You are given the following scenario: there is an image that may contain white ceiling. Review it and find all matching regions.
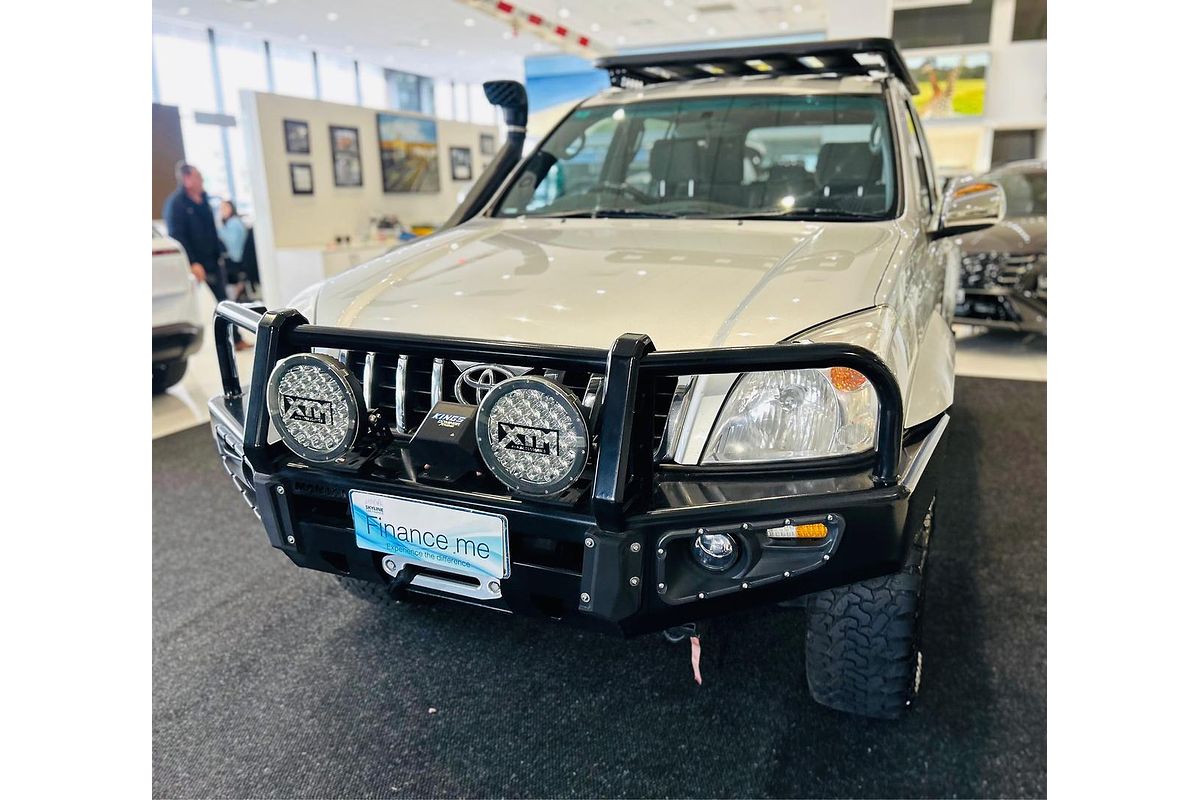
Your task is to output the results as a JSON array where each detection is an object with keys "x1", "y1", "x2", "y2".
[{"x1": 152, "y1": 0, "x2": 828, "y2": 84}]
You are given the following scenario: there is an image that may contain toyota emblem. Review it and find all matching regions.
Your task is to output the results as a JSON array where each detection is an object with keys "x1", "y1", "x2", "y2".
[{"x1": 454, "y1": 364, "x2": 516, "y2": 405}]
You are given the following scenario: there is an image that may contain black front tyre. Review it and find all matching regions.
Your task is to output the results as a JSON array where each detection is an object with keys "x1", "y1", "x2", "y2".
[
  {"x1": 804, "y1": 500, "x2": 933, "y2": 719},
  {"x1": 153, "y1": 359, "x2": 188, "y2": 394}
]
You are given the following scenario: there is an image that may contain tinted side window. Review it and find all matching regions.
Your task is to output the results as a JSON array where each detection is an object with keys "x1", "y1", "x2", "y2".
[{"x1": 904, "y1": 104, "x2": 934, "y2": 215}]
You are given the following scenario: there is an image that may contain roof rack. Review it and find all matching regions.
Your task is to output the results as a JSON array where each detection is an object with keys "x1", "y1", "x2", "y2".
[{"x1": 595, "y1": 37, "x2": 918, "y2": 95}]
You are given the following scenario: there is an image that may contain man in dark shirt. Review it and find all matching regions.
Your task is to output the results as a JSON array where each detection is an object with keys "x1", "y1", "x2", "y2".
[{"x1": 163, "y1": 162, "x2": 250, "y2": 350}]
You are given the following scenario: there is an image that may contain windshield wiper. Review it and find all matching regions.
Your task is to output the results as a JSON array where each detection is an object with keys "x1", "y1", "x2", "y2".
[
  {"x1": 542, "y1": 208, "x2": 680, "y2": 219},
  {"x1": 695, "y1": 208, "x2": 883, "y2": 222}
]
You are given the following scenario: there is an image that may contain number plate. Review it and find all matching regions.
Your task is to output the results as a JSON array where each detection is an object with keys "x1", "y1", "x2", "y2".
[{"x1": 349, "y1": 490, "x2": 509, "y2": 598}]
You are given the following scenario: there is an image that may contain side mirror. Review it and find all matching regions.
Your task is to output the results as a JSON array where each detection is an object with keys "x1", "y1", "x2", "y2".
[{"x1": 933, "y1": 178, "x2": 1006, "y2": 239}]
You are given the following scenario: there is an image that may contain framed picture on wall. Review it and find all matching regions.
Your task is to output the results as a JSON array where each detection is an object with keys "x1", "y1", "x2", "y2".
[
  {"x1": 479, "y1": 132, "x2": 496, "y2": 156},
  {"x1": 377, "y1": 112, "x2": 440, "y2": 193},
  {"x1": 329, "y1": 125, "x2": 363, "y2": 187},
  {"x1": 284, "y1": 119, "x2": 310, "y2": 154},
  {"x1": 289, "y1": 163, "x2": 313, "y2": 195},
  {"x1": 449, "y1": 147, "x2": 473, "y2": 181}
]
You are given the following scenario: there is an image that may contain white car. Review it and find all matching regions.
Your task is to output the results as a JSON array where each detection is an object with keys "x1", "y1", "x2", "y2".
[
  {"x1": 152, "y1": 227, "x2": 203, "y2": 393},
  {"x1": 207, "y1": 39, "x2": 1004, "y2": 718}
]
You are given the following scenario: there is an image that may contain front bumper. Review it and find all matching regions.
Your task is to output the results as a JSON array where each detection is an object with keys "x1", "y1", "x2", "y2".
[
  {"x1": 153, "y1": 322, "x2": 203, "y2": 363},
  {"x1": 209, "y1": 302, "x2": 947, "y2": 636},
  {"x1": 954, "y1": 288, "x2": 1047, "y2": 334}
]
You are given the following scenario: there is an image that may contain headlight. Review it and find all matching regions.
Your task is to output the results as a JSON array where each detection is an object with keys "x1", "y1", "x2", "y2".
[
  {"x1": 702, "y1": 365, "x2": 878, "y2": 463},
  {"x1": 699, "y1": 307, "x2": 900, "y2": 465},
  {"x1": 267, "y1": 353, "x2": 365, "y2": 462}
]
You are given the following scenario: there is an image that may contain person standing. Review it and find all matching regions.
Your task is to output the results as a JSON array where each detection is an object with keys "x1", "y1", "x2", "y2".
[{"x1": 163, "y1": 163, "x2": 250, "y2": 350}]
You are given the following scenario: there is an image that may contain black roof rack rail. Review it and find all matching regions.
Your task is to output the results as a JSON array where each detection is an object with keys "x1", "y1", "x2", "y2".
[{"x1": 595, "y1": 37, "x2": 917, "y2": 94}]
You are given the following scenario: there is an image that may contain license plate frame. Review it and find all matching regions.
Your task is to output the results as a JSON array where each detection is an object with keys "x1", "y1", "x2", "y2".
[{"x1": 348, "y1": 490, "x2": 509, "y2": 601}]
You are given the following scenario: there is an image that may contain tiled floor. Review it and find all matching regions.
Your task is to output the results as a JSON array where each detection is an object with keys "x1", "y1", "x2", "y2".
[{"x1": 151, "y1": 304, "x2": 1046, "y2": 440}]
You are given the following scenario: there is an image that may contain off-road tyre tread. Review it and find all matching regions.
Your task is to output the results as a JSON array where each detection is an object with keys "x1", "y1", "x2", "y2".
[{"x1": 804, "y1": 501, "x2": 933, "y2": 719}]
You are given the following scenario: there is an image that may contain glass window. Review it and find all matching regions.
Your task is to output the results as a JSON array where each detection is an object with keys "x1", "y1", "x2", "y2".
[
  {"x1": 271, "y1": 43, "x2": 316, "y2": 99},
  {"x1": 1012, "y1": 0, "x2": 1047, "y2": 41},
  {"x1": 360, "y1": 63, "x2": 388, "y2": 108},
  {"x1": 152, "y1": 20, "x2": 216, "y2": 111},
  {"x1": 434, "y1": 80, "x2": 454, "y2": 120},
  {"x1": 893, "y1": 0, "x2": 994, "y2": 49},
  {"x1": 316, "y1": 52, "x2": 357, "y2": 104},
  {"x1": 903, "y1": 103, "x2": 933, "y2": 214},
  {"x1": 385, "y1": 69, "x2": 434, "y2": 114},
  {"x1": 215, "y1": 30, "x2": 268, "y2": 115},
  {"x1": 495, "y1": 94, "x2": 897, "y2": 220},
  {"x1": 469, "y1": 84, "x2": 494, "y2": 125},
  {"x1": 179, "y1": 114, "x2": 231, "y2": 202},
  {"x1": 991, "y1": 129, "x2": 1039, "y2": 167}
]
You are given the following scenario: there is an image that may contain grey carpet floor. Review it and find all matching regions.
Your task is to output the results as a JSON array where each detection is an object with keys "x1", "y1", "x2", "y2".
[{"x1": 153, "y1": 376, "x2": 1046, "y2": 799}]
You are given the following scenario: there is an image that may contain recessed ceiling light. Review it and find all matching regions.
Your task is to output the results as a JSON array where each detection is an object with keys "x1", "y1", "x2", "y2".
[
  {"x1": 464, "y1": 18, "x2": 476, "y2": 27},
  {"x1": 778, "y1": 21, "x2": 789, "y2": 29},
  {"x1": 687, "y1": 13, "x2": 698, "y2": 22},
  {"x1": 344, "y1": 45, "x2": 354, "y2": 52},
  {"x1": 243, "y1": 21, "x2": 253, "y2": 29},
  {"x1": 265, "y1": 0, "x2": 278, "y2": 5},
  {"x1": 706, "y1": 26, "x2": 717, "y2": 35},
  {"x1": 664, "y1": 0, "x2": 674, "y2": 6},
  {"x1": 326, "y1": 11, "x2": 338, "y2": 22},
  {"x1": 177, "y1": 6, "x2": 189, "y2": 15},
  {"x1": 616, "y1": 34, "x2": 627, "y2": 44},
  {"x1": 590, "y1": 22, "x2": 600, "y2": 32},
  {"x1": 792, "y1": 3, "x2": 803, "y2": 11},
  {"x1": 298, "y1": 33, "x2": 309, "y2": 42},
  {"x1": 419, "y1": 38, "x2": 430, "y2": 46},
  {"x1": 558, "y1": 8, "x2": 570, "y2": 18}
]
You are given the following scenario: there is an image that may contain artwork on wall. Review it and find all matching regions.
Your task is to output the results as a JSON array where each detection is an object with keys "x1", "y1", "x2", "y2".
[
  {"x1": 904, "y1": 53, "x2": 990, "y2": 119},
  {"x1": 289, "y1": 163, "x2": 313, "y2": 195},
  {"x1": 479, "y1": 132, "x2": 496, "y2": 156},
  {"x1": 377, "y1": 113, "x2": 440, "y2": 193},
  {"x1": 449, "y1": 147, "x2": 473, "y2": 182},
  {"x1": 284, "y1": 119, "x2": 310, "y2": 154},
  {"x1": 329, "y1": 125, "x2": 363, "y2": 187}
]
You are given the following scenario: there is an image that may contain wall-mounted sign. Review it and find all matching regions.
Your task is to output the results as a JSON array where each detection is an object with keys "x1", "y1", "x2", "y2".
[
  {"x1": 377, "y1": 113, "x2": 440, "y2": 193},
  {"x1": 284, "y1": 119, "x2": 310, "y2": 154},
  {"x1": 289, "y1": 163, "x2": 313, "y2": 195},
  {"x1": 905, "y1": 53, "x2": 990, "y2": 119},
  {"x1": 329, "y1": 125, "x2": 363, "y2": 187}
]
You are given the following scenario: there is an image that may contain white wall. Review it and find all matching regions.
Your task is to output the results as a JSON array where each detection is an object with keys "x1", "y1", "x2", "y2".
[
  {"x1": 241, "y1": 90, "x2": 500, "y2": 306},
  {"x1": 829, "y1": 0, "x2": 1046, "y2": 174}
]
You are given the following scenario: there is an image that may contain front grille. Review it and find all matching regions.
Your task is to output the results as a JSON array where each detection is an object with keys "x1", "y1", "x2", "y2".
[
  {"x1": 961, "y1": 251, "x2": 1046, "y2": 290},
  {"x1": 343, "y1": 351, "x2": 679, "y2": 450}
]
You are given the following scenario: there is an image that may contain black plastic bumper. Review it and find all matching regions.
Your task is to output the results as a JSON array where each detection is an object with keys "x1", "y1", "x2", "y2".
[
  {"x1": 153, "y1": 323, "x2": 203, "y2": 363},
  {"x1": 954, "y1": 289, "x2": 1046, "y2": 334},
  {"x1": 208, "y1": 301, "x2": 947, "y2": 636}
]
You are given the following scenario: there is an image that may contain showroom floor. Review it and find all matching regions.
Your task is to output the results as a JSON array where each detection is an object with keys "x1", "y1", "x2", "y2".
[{"x1": 152, "y1": 376, "x2": 1046, "y2": 799}]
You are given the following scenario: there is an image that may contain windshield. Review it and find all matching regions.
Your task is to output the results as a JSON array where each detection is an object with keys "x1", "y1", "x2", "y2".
[
  {"x1": 989, "y1": 169, "x2": 1047, "y2": 216},
  {"x1": 494, "y1": 93, "x2": 897, "y2": 221}
]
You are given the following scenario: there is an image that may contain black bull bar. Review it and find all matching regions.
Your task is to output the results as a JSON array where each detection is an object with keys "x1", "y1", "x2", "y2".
[{"x1": 213, "y1": 301, "x2": 904, "y2": 531}]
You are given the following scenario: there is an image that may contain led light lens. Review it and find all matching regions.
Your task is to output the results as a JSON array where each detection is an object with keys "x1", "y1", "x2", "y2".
[
  {"x1": 267, "y1": 354, "x2": 364, "y2": 462},
  {"x1": 693, "y1": 532, "x2": 739, "y2": 572},
  {"x1": 476, "y1": 376, "x2": 590, "y2": 496},
  {"x1": 766, "y1": 522, "x2": 828, "y2": 539}
]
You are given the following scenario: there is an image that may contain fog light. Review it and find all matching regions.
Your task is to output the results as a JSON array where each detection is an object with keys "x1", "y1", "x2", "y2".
[
  {"x1": 692, "y1": 532, "x2": 739, "y2": 572},
  {"x1": 267, "y1": 353, "x2": 365, "y2": 463}
]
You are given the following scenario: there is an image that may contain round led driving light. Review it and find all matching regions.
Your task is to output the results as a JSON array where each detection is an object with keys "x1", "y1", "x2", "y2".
[
  {"x1": 476, "y1": 376, "x2": 590, "y2": 496},
  {"x1": 692, "y1": 532, "x2": 739, "y2": 572},
  {"x1": 266, "y1": 353, "x2": 365, "y2": 463}
]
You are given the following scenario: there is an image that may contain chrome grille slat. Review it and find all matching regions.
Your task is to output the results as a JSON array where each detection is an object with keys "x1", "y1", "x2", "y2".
[
  {"x1": 395, "y1": 355, "x2": 408, "y2": 434},
  {"x1": 342, "y1": 351, "x2": 677, "y2": 448}
]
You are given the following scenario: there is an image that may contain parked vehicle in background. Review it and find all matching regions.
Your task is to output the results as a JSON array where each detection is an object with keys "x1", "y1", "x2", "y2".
[
  {"x1": 207, "y1": 39, "x2": 1006, "y2": 719},
  {"x1": 152, "y1": 227, "x2": 204, "y2": 393},
  {"x1": 954, "y1": 160, "x2": 1046, "y2": 332}
]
